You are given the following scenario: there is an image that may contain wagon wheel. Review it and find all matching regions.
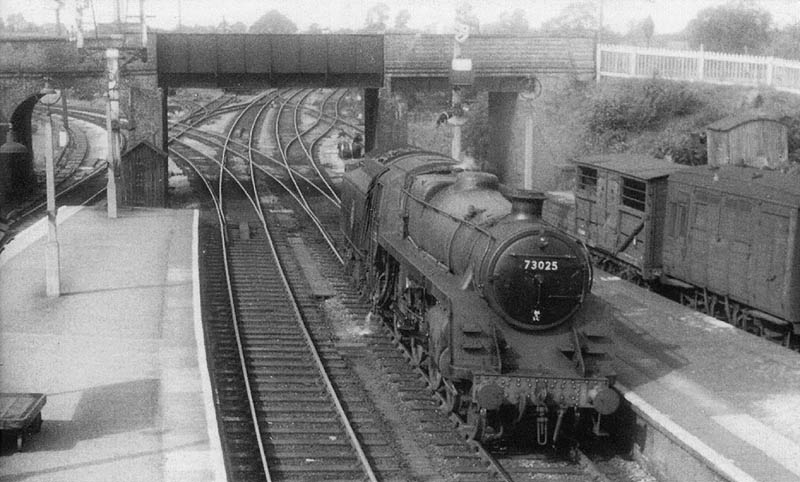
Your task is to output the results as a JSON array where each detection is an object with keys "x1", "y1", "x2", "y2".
[{"x1": 465, "y1": 403, "x2": 487, "y2": 442}]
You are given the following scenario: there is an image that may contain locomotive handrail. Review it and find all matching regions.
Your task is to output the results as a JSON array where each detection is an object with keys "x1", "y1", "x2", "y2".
[{"x1": 402, "y1": 188, "x2": 496, "y2": 238}]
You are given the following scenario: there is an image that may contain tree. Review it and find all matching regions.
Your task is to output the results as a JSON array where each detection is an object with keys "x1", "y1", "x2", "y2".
[
  {"x1": 393, "y1": 10, "x2": 412, "y2": 32},
  {"x1": 229, "y1": 22, "x2": 248, "y2": 33},
  {"x1": 6, "y1": 13, "x2": 38, "y2": 33},
  {"x1": 686, "y1": 3, "x2": 771, "y2": 54},
  {"x1": 249, "y1": 10, "x2": 298, "y2": 34},
  {"x1": 363, "y1": 3, "x2": 389, "y2": 33},
  {"x1": 771, "y1": 22, "x2": 800, "y2": 60},
  {"x1": 306, "y1": 23, "x2": 325, "y2": 34},
  {"x1": 642, "y1": 16, "x2": 654, "y2": 47},
  {"x1": 540, "y1": 1, "x2": 598, "y2": 33},
  {"x1": 622, "y1": 16, "x2": 655, "y2": 47},
  {"x1": 455, "y1": 2, "x2": 480, "y2": 35},
  {"x1": 483, "y1": 9, "x2": 529, "y2": 34}
]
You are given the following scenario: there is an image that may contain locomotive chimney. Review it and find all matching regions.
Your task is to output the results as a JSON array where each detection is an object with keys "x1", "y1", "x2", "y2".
[{"x1": 501, "y1": 186, "x2": 545, "y2": 220}]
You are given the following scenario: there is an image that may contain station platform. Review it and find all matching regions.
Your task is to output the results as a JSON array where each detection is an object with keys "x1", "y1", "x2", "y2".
[
  {"x1": 590, "y1": 271, "x2": 800, "y2": 482},
  {"x1": 0, "y1": 205, "x2": 225, "y2": 482}
]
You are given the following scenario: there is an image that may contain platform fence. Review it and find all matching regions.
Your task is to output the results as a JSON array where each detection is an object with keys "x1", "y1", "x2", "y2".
[{"x1": 596, "y1": 43, "x2": 800, "y2": 95}]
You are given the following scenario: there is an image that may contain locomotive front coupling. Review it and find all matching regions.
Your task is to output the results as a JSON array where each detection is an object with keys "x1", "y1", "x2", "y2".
[{"x1": 471, "y1": 373, "x2": 620, "y2": 443}]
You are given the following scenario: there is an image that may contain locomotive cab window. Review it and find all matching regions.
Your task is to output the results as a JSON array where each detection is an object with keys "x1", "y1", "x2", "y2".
[
  {"x1": 621, "y1": 177, "x2": 646, "y2": 211},
  {"x1": 577, "y1": 167, "x2": 598, "y2": 193}
]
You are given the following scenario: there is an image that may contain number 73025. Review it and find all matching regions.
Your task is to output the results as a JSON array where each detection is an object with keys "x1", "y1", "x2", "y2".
[{"x1": 523, "y1": 259, "x2": 558, "y2": 271}]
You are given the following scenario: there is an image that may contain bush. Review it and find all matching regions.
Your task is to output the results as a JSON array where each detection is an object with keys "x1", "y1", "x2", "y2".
[
  {"x1": 650, "y1": 131, "x2": 708, "y2": 165},
  {"x1": 588, "y1": 79, "x2": 701, "y2": 135}
]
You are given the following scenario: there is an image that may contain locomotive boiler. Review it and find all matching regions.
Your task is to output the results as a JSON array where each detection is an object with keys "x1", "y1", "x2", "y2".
[{"x1": 341, "y1": 148, "x2": 619, "y2": 444}]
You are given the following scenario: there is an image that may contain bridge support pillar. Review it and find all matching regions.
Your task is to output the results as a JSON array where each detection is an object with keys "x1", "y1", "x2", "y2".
[
  {"x1": 488, "y1": 92, "x2": 518, "y2": 185},
  {"x1": 364, "y1": 88, "x2": 379, "y2": 153},
  {"x1": 374, "y1": 86, "x2": 408, "y2": 152}
]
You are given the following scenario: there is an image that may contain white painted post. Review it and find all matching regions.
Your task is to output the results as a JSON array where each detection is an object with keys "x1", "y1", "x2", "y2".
[
  {"x1": 44, "y1": 109, "x2": 61, "y2": 297},
  {"x1": 629, "y1": 49, "x2": 637, "y2": 76},
  {"x1": 596, "y1": 44, "x2": 603, "y2": 82},
  {"x1": 698, "y1": 44, "x2": 705, "y2": 81},
  {"x1": 106, "y1": 48, "x2": 120, "y2": 218},
  {"x1": 766, "y1": 57, "x2": 774, "y2": 87}
]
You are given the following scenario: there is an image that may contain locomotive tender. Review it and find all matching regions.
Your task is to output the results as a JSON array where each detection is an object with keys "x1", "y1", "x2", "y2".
[{"x1": 341, "y1": 148, "x2": 619, "y2": 444}]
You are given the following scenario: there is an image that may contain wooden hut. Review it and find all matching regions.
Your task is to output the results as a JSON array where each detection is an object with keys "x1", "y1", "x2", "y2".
[
  {"x1": 706, "y1": 111, "x2": 788, "y2": 169},
  {"x1": 120, "y1": 140, "x2": 168, "y2": 207}
]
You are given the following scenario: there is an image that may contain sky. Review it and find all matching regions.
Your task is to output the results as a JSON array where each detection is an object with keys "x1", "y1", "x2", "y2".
[{"x1": 1, "y1": 0, "x2": 799, "y2": 34}]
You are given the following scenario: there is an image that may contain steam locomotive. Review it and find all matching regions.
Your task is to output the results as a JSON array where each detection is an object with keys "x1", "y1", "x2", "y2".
[{"x1": 340, "y1": 148, "x2": 619, "y2": 445}]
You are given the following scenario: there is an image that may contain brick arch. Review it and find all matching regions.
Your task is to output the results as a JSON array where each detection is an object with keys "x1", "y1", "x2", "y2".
[{"x1": 1, "y1": 93, "x2": 43, "y2": 204}]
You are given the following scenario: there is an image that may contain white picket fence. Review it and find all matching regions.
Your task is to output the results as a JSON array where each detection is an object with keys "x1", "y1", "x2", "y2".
[{"x1": 596, "y1": 44, "x2": 800, "y2": 95}]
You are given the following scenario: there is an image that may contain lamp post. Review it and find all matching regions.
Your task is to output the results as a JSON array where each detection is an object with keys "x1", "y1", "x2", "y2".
[
  {"x1": 106, "y1": 48, "x2": 120, "y2": 219},
  {"x1": 39, "y1": 83, "x2": 61, "y2": 297}
]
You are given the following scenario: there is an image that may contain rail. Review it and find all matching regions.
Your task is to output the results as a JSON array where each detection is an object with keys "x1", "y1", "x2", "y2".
[{"x1": 596, "y1": 43, "x2": 800, "y2": 94}]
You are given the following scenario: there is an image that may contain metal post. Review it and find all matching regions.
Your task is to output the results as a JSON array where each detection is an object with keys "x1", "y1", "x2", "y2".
[
  {"x1": 106, "y1": 48, "x2": 120, "y2": 218},
  {"x1": 60, "y1": 89, "x2": 69, "y2": 130},
  {"x1": 451, "y1": 42, "x2": 462, "y2": 161},
  {"x1": 113, "y1": 0, "x2": 121, "y2": 24},
  {"x1": 524, "y1": 113, "x2": 534, "y2": 190},
  {"x1": 140, "y1": 0, "x2": 148, "y2": 45},
  {"x1": 44, "y1": 109, "x2": 61, "y2": 297}
]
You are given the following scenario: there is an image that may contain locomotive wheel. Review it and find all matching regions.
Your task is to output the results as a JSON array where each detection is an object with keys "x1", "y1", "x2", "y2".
[
  {"x1": 427, "y1": 360, "x2": 442, "y2": 390},
  {"x1": 440, "y1": 379, "x2": 460, "y2": 414},
  {"x1": 391, "y1": 313, "x2": 405, "y2": 342},
  {"x1": 410, "y1": 341, "x2": 425, "y2": 367}
]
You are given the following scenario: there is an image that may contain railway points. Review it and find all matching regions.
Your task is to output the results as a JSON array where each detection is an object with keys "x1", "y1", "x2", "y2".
[
  {"x1": 0, "y1": 206, "x2": 225, "y2": 482},
  {"x1": 4, "y1": 81, "x2": 799, "y2": 482}
]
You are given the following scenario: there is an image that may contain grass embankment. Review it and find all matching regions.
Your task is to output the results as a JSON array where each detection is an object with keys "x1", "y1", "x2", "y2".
[{"x1": 537, "y1": 77, "x2": 800, "y2": 168}]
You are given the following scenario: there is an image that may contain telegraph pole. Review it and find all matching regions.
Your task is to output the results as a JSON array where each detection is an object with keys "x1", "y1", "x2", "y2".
[
  {"x1": 105, "y1": 48, "x2": 120, "y2": 219},
  {"x1": 41, "y1": 91, "x2": 61, "y2": 297},
  {"x1": 450, "y1": 8, "x2": 473, "y2": 161}
]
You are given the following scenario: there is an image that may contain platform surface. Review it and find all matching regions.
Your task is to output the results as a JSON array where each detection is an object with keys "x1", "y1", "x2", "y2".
[
  {"x1": 588, "y1": 271, "x2": 800, "y2": 482},
  {"x1": 0, "y1": 206, "x2": 225, "y2": 482}
]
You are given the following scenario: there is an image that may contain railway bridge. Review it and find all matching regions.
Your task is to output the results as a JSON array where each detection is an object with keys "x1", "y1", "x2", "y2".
[{"x1": 0, "y1": 32, "x2": 595, "y2": 205}]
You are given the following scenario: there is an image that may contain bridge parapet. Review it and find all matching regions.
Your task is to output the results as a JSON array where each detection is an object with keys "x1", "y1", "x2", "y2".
[
  {"x1": 0, "y1": 36, "x2": 156, "y2": 75},
  {"x1": 384, "y1": 34, "x2": 595, "y2": 79}
]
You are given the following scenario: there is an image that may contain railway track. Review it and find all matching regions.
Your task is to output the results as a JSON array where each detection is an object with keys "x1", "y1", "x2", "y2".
[
  {"x1": 66, "y1": 87, "x2": 630, "y2": 481},
  {"x1": 171, "y1": 89, "x2": 398, "y2": 480},
  {"x1": 0, "y1": 111, "x2": 107, "y2": 250},
  {"x1": 229, "y1": 88, "x2": 622, "y2": 482}
]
